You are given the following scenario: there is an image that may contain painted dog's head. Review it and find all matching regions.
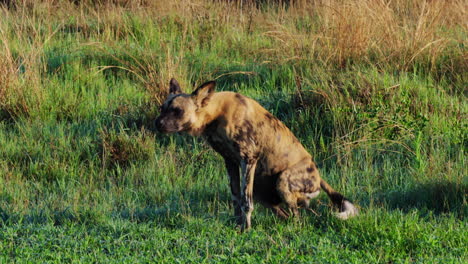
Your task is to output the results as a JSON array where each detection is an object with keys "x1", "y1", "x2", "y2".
[{"x1": 155, "y1": 78, "x2": 216, "y2": 135}]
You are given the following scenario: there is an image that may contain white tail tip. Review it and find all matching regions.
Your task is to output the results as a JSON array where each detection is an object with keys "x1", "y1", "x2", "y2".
[{"x1": 335, "y1": 200, "x2": 358, "y2": 220}]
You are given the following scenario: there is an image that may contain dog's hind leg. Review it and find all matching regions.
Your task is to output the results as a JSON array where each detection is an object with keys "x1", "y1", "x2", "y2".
[{"x1": 276, "y1": 171, "x2": 300, "y2": 217}]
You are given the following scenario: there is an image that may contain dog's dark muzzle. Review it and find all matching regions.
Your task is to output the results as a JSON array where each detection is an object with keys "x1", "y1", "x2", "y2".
[
  {"x1": 155, "y1": 117, "x2": 166, "y2": 132},
  {"x1": 155, "y1": 117, "x2": 178, "y2": 133},
  {"x1": 155, "y1": 117, "x2": 165, "y2": 132}
]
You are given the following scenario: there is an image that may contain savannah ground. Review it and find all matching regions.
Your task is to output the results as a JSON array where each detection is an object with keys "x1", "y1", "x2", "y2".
[{"x1": 0, "y1": 0, "x2": 466, "y2": 262}]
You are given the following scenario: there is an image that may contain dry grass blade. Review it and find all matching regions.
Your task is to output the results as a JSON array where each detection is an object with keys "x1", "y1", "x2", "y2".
[
  {"x1": 214, "y1": 71, "x2": 257, "y2": 80},
  {"x1": 87, "y1": 42, "x2": 186, "y2": 105}
]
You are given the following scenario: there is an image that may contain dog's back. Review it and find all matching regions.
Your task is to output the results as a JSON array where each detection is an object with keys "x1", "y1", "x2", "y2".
[{"x1": 202, "y1": 92, "x2": 311, "y2": 168}]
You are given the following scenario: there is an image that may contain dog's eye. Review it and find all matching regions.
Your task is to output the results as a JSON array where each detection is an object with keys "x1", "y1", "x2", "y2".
[{"x1": 172, "y1": 107, "x2": 183, "y2": 117}]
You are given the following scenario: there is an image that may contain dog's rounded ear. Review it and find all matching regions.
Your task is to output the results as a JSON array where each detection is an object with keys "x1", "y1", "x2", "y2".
[
  {"x1": 169, "y1": 78, "x2": 182, "y2": 94},
  {"x1": 192, "y1": 81, "x2": 216, "y2": 107}
]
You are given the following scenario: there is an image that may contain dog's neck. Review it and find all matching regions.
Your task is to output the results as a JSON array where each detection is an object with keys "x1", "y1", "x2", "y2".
[{"x1": 187, "y1": 93, "x2": 227, "y2": 136}]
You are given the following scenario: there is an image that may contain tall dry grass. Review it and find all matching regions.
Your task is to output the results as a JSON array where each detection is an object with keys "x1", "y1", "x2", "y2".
[
  {"x1": 0, "y1": 0, "x2": 465, "y2": 114},
  {"x1": 0, "y1": 2, "x2": 58, "y2": 118},
  {"x1": 256, "y1": 0, "x2": 467, "y2": 71}
]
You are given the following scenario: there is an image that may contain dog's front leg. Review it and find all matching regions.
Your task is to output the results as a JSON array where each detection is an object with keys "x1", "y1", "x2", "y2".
[
  {"x1": 224, "y1": 160, "x2": 242, "y2": 225},
  {"x1": 240, "y1": 159, "x2": 257, "y2": 231}
]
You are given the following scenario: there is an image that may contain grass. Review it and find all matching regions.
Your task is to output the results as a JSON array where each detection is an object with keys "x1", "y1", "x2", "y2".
[{"x1": 0, "y1": 0, "x2": 466, "y2": 262}]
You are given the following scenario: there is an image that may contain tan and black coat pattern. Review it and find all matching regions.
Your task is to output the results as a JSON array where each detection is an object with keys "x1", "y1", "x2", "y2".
[{"x1": 155, "y1": 79, "x2": 358, "y2": 230}]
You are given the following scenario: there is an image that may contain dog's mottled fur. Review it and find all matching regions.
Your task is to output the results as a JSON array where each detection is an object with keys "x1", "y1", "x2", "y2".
[{"x1": 156, "y1": 79, "x2": 358, "y2": 230}]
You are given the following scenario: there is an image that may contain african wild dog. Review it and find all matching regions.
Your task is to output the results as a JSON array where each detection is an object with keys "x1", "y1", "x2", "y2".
[{"x1": 155, "y1": 78, "x2": 358, "y2": 230}]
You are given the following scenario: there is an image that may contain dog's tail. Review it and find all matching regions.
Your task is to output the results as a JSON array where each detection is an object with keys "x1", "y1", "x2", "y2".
[{"x1": 320, "y1": 179, "x2": 358, "y2": 220}]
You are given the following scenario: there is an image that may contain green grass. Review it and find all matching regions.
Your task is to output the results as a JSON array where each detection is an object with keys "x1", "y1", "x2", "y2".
[{"x1": 0, "y1": 1, "x2": 467, "y2": 263}]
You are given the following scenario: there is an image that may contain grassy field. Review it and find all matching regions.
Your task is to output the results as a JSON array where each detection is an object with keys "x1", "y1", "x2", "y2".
[{"x1": 0, "y1": 0, "x2": 466, "y2": 262}]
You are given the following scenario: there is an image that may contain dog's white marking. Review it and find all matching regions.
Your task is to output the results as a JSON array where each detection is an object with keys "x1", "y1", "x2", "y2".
[
  {"x1": 305, "y1": 190, "x2": 320, "y2": 199},
  {"x1": 335, "y1": 200, "x2": 358, "y2": 220}
]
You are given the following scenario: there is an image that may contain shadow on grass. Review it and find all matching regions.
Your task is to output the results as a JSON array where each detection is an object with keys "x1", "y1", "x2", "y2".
[
  {"x1": 375, "y1": 181, "x2": 467, "y2": 219},
  {"x1": 0, "y1": 188, "x2": 230, "y2": 228},
  {"x1": 3, "y1": 181, "x2": 465, "y2": 229},
  {"x1": 0, "y1": 207, "x2": 108, "y2": 227},
  {"x1": 0, "y1": 186, "x2": 332, "y2": 230},
  {"x1": 111, "y1": 187, "x2": 235, "y2": 228},
  {"x1": 0, "y1": 187, "x2": 230, "y2": 227}
]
